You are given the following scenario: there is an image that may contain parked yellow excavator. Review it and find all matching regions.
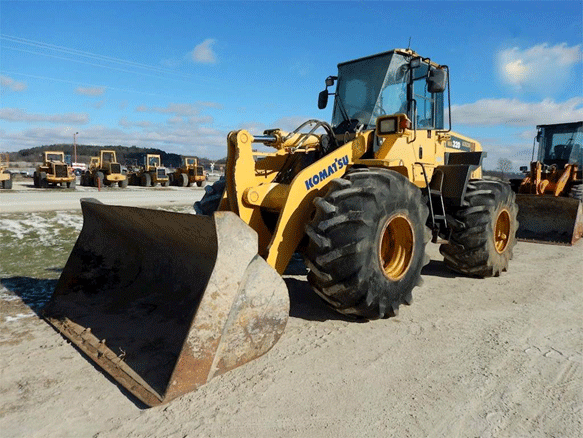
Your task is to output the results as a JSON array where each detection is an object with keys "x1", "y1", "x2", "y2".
[
  {"x1": 510, "y1": 121, "x2": 582, "y2": 244},
  {"x1": 44, "y1": 49, "x2": 519, "y2": 407}
]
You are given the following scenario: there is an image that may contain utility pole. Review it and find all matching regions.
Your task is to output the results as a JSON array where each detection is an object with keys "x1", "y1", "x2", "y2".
[{"x1": 74, "y1": 132, "x2": 79, "y2": 164}]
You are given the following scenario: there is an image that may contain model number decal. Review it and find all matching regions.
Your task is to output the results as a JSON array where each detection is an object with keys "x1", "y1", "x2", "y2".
[
  {"x1": 304, "y1": 155, "x2": 349, "y2": 190},
  {"x1": 447, "y1": 136, "x2": 473, "y2": 151}
]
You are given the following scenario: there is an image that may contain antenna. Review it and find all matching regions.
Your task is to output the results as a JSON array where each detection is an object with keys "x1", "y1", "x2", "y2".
[{"x1": 407, "y1": 37, "x2": 412, "y2": 50}]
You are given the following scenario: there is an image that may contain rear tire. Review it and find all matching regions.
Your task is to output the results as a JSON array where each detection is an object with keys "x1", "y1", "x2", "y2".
[
  {"x1": 119, "y1": 178, "x2": 128, "y2": 188},
  {"x1": 33, "y1": 172, "x2": 40, "y2": 188},
  {"x1": 2, "y1": 177, "x2": 12, "y2": 189},
  {"x1": 440, "y1": 179, "x2": 518, "y2": 277},
  {"x1": 40, "y1": 172, "x2": 48, "y2": 188},
  {"x1": 196, "y1": 180, "x2": 203, "y2": 187},
  {"x1": 304, "y1": 168, "x2": 430, "y2": 320},
  {"x1": 194, "y1": 177, "x2": 225, "y2": 215}
]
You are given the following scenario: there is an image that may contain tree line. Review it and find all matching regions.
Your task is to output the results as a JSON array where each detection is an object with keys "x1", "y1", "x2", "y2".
[{"x1": 7, "y1": 144, "x2": 226, "y2": 168}]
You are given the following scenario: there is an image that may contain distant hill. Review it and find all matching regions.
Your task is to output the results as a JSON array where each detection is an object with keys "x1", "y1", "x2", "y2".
[{"x1": 7, "y1": 144, "x2": 226, "y2": 169}]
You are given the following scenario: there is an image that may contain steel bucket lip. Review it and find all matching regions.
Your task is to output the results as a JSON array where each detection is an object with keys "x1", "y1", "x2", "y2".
[{"x1": 515, "y1": 194, "x2": 583, "y2": 245}]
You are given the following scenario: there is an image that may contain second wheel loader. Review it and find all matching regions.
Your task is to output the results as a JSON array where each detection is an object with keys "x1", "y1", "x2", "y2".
[
  {"x1": 510, "y1": 121, "x2": 582, "y2": 244},
  {"x1": 44, "y1": 49, "x2": 518, "y2": 407}
]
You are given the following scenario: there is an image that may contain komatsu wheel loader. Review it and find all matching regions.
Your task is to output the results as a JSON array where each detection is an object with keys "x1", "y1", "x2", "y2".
[
  {"x1": 510, "y1": 121, "x2": 582, "y2": 244},
  {"x1": 44, "y1": 49, "x2": 518, "y2": 407}
]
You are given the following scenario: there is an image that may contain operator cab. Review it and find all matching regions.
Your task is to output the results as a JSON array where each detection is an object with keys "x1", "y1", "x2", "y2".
[
  {"x1": 535, "y1": 121, "x2": 583, "y2": 168},
  {"x1": 319, "y1": 49, "x2": 447, "y2": 135}
]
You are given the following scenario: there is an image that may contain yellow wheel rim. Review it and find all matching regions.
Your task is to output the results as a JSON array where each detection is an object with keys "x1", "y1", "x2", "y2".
[
  {"x1": 379, "y1": 214, "x2": 414, "y2": 281},
  {"x1": 494, "y1": 209, "x2": 511, "y2": 254}
]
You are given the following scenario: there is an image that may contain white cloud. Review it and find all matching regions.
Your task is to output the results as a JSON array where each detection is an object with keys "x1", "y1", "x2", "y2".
[
  {"x1": 135, "y1": 102, "x2": 221, "y2": 117},
  {"x1": 136, "y1": 103, "x2": 199, "y2": 117},
  {"x1": 0, "y1": 108, "x2": 89, "y2": 124},
  {"x1": 119, "y1": 117, "x2": 154, "y2": 128},
  {"x1": 75, "y1": 86, "x2": 106, "y2": 97},
  {"x1": 497, "y1": 43, "x2": 582, "y2": 94},
  {"x1": 452, "y1": 97, "x2": 583, "y2": 127},
  {"x1": 291, "y1": 61, "x2": 310, "y2": 77},
  {"x1": 91, "y1": 100, "x2": 106, "y2": 109},
  {"x1": 1, "y1": 75, "x2": 27, "y2": 92},
  {"x1": 0, "y1": 122, "x2": 229, "y2": 158},
  {"x1": 189, "y1": 39, "x2": 217, "y2": 64}
]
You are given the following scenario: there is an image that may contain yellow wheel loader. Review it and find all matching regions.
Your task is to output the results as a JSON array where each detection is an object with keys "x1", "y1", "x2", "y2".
[
  {"x1": 0, "y1": 153, "x2": 12, "y2": 189},
  {"x1": 44, "y1": 49, "x2": 518, "y2": 407},
  {"x1": 510, "y1": 121, "x2": 582, "y2": 244},
  {"x1": 127, "y1": 154, "x2": 170, "y2": 187},
  {"x1": 80, "y1": 150, "x2": 128, "y2": 188},
  {"x1": 170, "y1": 156, "x2": 207, "y2": 187},
  {"x1": 33, "y1": 151, "x2": 76, "y2": 188}
]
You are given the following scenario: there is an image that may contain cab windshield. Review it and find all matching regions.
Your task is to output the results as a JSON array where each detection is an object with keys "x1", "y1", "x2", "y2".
[
  {"x1": 185, "y1": 158, "x2": 196, "y2": 166},
  {"x1": 331, "y1": 51, "x2": 444, "y2": 130},
  {"x1": 537, "y1": 123, "x2": 583, "y2": 166},
  {"x1": 102, "y1": 152, "x2": 115, "y2": 163},
  {"x1": 46, "y1": 153, "x2": 64, "y2": 162}
]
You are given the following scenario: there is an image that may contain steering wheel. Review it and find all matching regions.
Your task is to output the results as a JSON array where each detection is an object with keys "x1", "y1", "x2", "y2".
[{"x1": 335, "y1": 118, "x2": 361, "y2": 134}]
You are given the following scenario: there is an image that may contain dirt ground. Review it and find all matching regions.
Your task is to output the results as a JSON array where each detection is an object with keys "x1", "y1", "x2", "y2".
[{"x1": 1, "y1": 233, "x2": 581, "y2": 437}]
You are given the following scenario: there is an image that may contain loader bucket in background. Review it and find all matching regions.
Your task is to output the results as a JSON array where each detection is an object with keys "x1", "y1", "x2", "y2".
[
  {"x1": 515, "y1": 194, "x2": 583, "y2": 245},
  {"x1": 43, "y1": 199, "x2": 289, "y2": 407}
]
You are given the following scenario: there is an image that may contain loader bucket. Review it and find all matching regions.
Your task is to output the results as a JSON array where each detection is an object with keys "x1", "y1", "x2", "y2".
[
  {"x1": 515, "y1": 194, "x2": 583, "y2": 245},
  {"x1": 43, "y1": 199, "x2": 289, "y2": 407}
]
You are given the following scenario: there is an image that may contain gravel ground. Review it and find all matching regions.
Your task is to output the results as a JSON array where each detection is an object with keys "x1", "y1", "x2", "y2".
[{"x1": 0, "y1": 189, "x2": 581, "y2": 438}]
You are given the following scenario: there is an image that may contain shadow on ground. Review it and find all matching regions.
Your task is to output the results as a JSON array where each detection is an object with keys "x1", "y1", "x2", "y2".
[
  {"x1": 1, "y1": 276, "x2": 57, "y2": 316},
  {"x1": 421, "y1": 259, "x2": 457, "y2": 279}
]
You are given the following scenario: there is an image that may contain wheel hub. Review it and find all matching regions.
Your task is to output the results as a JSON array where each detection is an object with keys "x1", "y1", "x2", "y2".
[
  {"x1": 379, "y1": 214, "x2": 414, "y2": 281},
  {"x1": 494, "y1": 209, "x2": 511, "y2": 253}
]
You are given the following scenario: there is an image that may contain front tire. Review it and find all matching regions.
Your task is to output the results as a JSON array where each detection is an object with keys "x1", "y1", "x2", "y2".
[
  {"x1": 141, "y1": 173, "x2": 151, "y2": 187},
  {"x1": 304, "y1": 169, "x2": 430, "y2": 320},
  {"x1": 440, "y1": 179, "x2": 518, "y2": 277}
]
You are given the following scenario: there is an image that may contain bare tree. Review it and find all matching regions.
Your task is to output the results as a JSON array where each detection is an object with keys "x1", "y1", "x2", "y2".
[{"x1": 497, "y1": 158, "x2": 513, "y2": 179}]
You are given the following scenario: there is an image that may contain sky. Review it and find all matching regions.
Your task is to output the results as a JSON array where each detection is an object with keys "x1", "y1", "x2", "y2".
[{"x1": 1, "y1": 1, "x2": 582, "y2": 169}]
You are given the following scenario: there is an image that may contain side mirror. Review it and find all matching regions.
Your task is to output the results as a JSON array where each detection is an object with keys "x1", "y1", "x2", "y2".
[
  {"x1": 427, "y1": 68, "x2": 446, "y2": 93},
  {"x1": 318, "y1": 90, "x2": 329, "y2": 109}
]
